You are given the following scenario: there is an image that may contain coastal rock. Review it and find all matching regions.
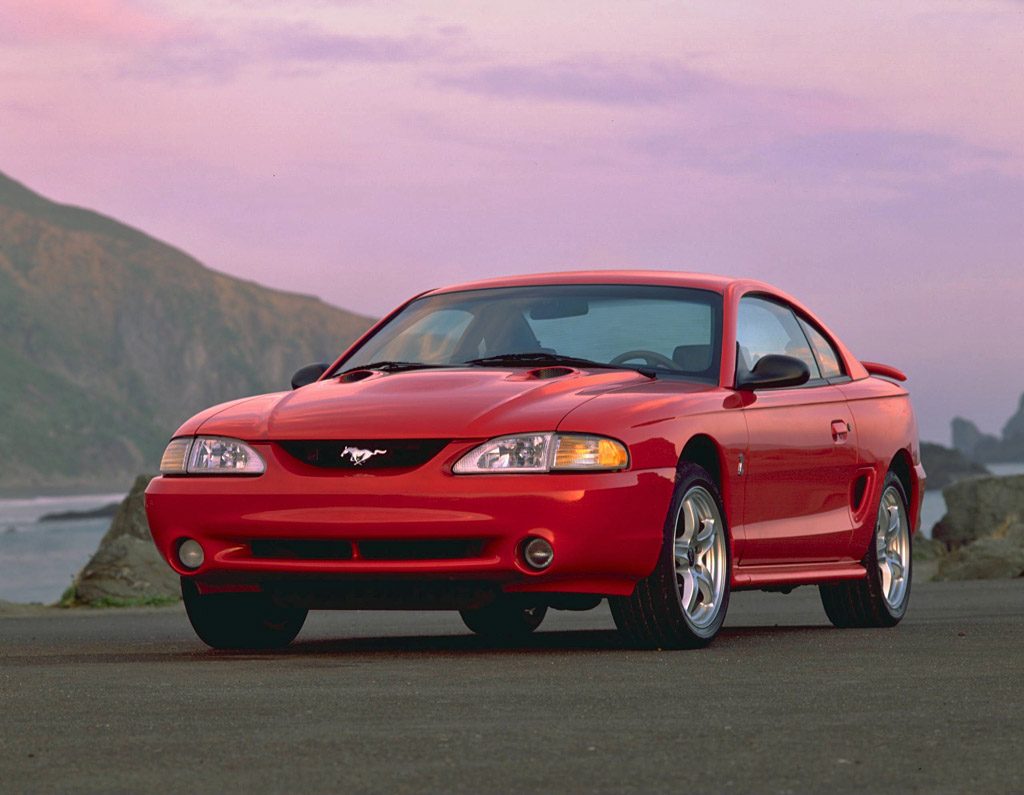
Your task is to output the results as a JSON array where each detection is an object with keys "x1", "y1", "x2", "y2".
[
  {"x1": 951, "y1": 417, "x2": 1000, "y2": 460},
  {"x1": 1001, "y1": 393, "x2": 1024, "y2": 449},
  {"x1": 935, "y1": 523, "x2": 1024, "y2": 581},
  {"x1": 932, "y1": 474, "x2": 1024, "y2": 549},
  {"x1": 912, "y1": 534, "x2": 947, "y2": 562},
  {"x1": 69, "y1": 475, "x2": 180, "y2": 605},
  {"x1": 918, "y1": 442, "x2": 988, "y2": 491},
  {"x1": 39, "y1": 502, "x2": 120, "y2": 522},
  {"x1": 951, "y1": 393, "x2": 1024, "y2": 463}
]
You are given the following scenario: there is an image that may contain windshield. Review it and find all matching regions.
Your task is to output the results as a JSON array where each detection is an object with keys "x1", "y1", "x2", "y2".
[{"x1": 337, "y1": 284, "x2": 723, "y2": 382}]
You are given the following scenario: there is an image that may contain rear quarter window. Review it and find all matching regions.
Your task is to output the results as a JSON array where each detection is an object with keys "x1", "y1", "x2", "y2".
[{"x1": 798, "y1": 317, "x2": 845, "y2": 379}]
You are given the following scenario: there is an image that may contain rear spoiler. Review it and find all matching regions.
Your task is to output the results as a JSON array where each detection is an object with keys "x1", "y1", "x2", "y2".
[{"x1": 861, "y1": 361, "x2": 907, "y2": 382}]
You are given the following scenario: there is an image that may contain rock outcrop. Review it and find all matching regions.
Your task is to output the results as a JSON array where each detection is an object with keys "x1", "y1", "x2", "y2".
[
  {"x1": 935, "y1": 523, "x2": 1024, "y2": 581},
  {"x1": 919, "y1": 442, "x2": 988, "y2": 491},
  {"x1": 1000, "y1": 394, "x2": 1024, "y2": 459},
  {"x1": 952, "y1": 394, "x2": 1024, "y2": 463},
  {"x1": 951, "y1": 417, "x2": 1001, "y2": 461},
  {"x1": 932, "y1": 474, "x2": 1024, "y2": 549},
  {"x1": 928, "y1": 474, "x2": 1024, "y2": 582},
  {"x1": 67, "y1": 475, "x2": 180, "y2": 605}
]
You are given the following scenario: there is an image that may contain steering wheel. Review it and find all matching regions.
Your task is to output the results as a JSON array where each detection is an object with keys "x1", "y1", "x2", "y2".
[{"x1": 610, "y1": 349, "x2": 677, "y2": 369}]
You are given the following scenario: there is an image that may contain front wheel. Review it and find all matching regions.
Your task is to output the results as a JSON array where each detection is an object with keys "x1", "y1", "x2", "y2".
[
  {"x1": 819, "y1": 472, "x2": 912, "y2": 628},
  {"x1": 610, "y1": 463, "x2": 731, "y2": 649},
  {"x1": 181, "y1": 579, "x2": 308, "y2": 650}
]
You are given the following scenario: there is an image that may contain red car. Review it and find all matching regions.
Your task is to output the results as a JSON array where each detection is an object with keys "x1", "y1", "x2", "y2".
[{"x1": 146, "y1": 271, "x2": 923, "y2": 650}]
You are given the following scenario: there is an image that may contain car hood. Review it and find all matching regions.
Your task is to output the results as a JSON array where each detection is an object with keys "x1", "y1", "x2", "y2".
[{"x1": 191, "y1": 367, "x2": 656, "y2": 440}]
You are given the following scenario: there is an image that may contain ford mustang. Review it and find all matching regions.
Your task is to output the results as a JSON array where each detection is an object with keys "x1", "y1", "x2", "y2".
[{"x1": 145, "y1": 271, "x2": 924, "y2": 650}]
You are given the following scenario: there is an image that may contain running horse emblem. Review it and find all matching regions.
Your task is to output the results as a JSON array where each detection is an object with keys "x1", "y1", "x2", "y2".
[{"x1": 341, "y1": 446, "x2": 387, "y2": 466}]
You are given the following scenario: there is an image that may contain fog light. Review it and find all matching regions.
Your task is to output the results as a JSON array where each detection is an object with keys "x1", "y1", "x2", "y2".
[
  {"x1": 177, "y1": 539, "x2": 204, "y2": 570},
  {"x1": 522, "y1": 537, "x2": 554, "y2": 570}
]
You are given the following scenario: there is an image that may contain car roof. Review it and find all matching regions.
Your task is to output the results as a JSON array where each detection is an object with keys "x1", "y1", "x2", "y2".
[{"x1": 422, "y1": 270, "x2": 764, "y2": 296}]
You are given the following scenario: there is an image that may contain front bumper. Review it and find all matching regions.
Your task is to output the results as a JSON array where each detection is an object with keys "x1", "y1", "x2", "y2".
[{"x1": 144, "y1": 442, "x2": 675, "y2": 599}]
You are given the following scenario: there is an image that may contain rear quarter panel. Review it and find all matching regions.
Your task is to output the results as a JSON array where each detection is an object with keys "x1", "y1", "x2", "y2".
[{"x1": 838, "y1": 377, "x2": 923, "y2": 557}]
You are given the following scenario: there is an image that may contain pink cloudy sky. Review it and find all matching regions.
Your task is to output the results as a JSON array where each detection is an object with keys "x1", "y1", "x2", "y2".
[{"x1": 2, "y1": 0, "x2": 1023, "y2": 443}]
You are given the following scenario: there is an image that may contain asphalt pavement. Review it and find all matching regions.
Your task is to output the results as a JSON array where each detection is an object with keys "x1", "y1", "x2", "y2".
[{"x1": 1, "y1": 579, "x2": 1022, "y2": 794}]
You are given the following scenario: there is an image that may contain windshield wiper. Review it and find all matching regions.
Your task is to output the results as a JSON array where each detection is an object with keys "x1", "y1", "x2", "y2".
[
  {"x1": 335, "y1": 360, "x2": 450, "y2": 376},
  {"x1": 464, "y1": 352, "x2": 656, "y2": 378}
]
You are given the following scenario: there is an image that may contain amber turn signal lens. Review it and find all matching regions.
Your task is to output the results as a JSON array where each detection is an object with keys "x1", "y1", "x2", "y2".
[
  {"x1": 552, "y1": 435, "x2": 629, "y2": 470},
  {"x1": 159, "y1": 438, "x2": 192, "y2": 474}
]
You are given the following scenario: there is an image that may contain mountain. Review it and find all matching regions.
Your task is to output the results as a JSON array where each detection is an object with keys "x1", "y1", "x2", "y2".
[
  {"x1": 952, "y1": 393, "x2": 1024, "y2": 463},
  {"x1": 0, "y1": 171, "x2": 373, "y2": 492}
]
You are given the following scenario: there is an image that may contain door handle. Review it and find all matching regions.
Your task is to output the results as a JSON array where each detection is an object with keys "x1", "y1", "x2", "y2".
[{"x1": 831, "y1": 420, "x2": 850, "y2": 442}]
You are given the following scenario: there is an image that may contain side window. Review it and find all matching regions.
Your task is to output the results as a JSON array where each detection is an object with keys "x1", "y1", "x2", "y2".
[
  {"x1": 737, "y1": 297, "x2": 821, "y2": 380},
  {"x1": 798, "y1": 317, "x2": 845, "y2": 379}
]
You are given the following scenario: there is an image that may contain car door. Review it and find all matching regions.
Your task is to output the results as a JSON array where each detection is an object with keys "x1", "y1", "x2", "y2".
[{"x1": 736, "y1": 296, "x2": 858, "y2": 565}]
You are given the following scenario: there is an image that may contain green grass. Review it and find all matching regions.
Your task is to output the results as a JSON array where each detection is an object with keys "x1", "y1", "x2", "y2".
[{"x1": 58, "y1": 590, "x2": 180, "y2": 609}]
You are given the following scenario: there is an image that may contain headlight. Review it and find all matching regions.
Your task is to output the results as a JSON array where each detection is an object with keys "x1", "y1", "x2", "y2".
[
  {"x1": 159, "y1": 437, "x2": 266, "y2": 475},
  {"x1": 452, "y1": 433, "x2": 628, "y2": 474}
]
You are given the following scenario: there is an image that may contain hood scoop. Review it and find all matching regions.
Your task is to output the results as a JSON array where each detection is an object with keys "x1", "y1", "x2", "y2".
[
  {"x1": 338, "y1": 369, "x2": 377, "y2": 383},
  {"x1": 526, "y1": 365, "x2": 576, "y2": 380}
]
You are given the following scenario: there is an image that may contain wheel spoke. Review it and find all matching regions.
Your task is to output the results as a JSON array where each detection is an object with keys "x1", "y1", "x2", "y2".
[
  {"x1": 674, "y1": 538, "x2": 690, "y2": 570},
  {"x1": 886, "y1": 506, "x2": 900, "y2": 540},
  {"x1": 680, "y1": 498, "x2": 699, "y2": 544},
  {"x1": 681, "y1": 571, "x2": 698, "y2": 613},
  {"x1": 694, "y1": 518, "x2": 716, "y2": 555},
  {"x1": 879, "y1": 558, "x2": 892, "y2": 597},
  {"x1": 888, "y1": 554, "x2": 904, "y2": 581},
  {"x1": 693, "y1": 566, "x2": 715, "y2": 608}
]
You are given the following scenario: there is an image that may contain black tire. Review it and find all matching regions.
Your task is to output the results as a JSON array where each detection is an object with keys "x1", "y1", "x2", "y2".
[
  {"x1": 181, "y1": 578, "x2": 307, "y2": 650},
  {"x1": 819, "y1": 472, "x2": 912, "y2": 628},
  {"x1": 609, "y1": 463, "x2": 732, "y2": 649},
  {"x1": 459, "y1": 598, "x2": 547, "y2": 641}
]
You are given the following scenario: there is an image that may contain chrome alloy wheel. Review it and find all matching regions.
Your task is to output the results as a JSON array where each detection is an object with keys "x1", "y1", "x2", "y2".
[
  {"x1": 673, "y1": 486, "x2": 727, "y2": 629},
  {"x1": 875, "y1": 485, "x2": 910, "y2": 610}
]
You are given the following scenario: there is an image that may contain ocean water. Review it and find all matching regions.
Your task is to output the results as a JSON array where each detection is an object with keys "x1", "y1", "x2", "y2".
[{"x1": 0, "y1": 493, "x2": 125, "y2": 604}]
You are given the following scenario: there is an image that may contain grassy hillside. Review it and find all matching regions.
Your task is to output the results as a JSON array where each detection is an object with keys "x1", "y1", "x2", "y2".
[{"x1": 0, "y1": 171, "x2": 373, "y2": 492}]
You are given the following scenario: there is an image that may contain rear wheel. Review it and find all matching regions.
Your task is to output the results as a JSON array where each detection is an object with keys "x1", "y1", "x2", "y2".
[
  {"x1": 459, "y1": 598, "x2": 547, "y2": 641},
  {"x1": 181, "y1": 579, "x2": 307, "y2": 650},
  {"x1": 610, "y1": 463, "x2": 731, "y2": 649},
  {"x1": 819, "y1": 472, "x2": 912, "y2": 628}
]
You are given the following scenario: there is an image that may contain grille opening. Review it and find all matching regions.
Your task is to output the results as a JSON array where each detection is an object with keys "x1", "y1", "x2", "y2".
[
  {"x1": 250, "y1": 539, "x2": 354, "y2": 560},
  {"x1": 248, "y1": 538, "x2": 487, "y2": 562},
  {"x1": 358, "y1": 539, "x2": 488, "y2": 561},
  {"x1": 278, "y1": 439, "x2": 450, "y2": 469}
]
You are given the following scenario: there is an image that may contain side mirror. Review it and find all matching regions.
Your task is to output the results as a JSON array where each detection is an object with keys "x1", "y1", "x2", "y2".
[
  {"x1": 737, "y1": 354, "x2": 810, "y2": 391},
  {"x1": 291, "y1": 362, "x2": 329, "y2": 389}
]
